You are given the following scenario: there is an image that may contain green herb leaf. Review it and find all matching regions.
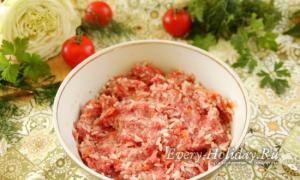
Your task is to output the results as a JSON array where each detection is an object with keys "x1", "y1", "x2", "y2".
[
  {"x1": 0, "y1": 38, "x2": 51, "y2": 86},
  {"x1": 80, "y1": 20, "x2": 132, "y2": 36},
  {"x1": 0, "y1": 99, "x2": 20, "y2": 142},
  {"x1": 192, "y1": 34, "x2": 217, "y2": 50},
  {"x1": 257, "y1": 32, "x2": 278, "y2": 51},
  {"x1": 33, "y1": 83, "x2": 60, "y2": 105},
  {"x1": 0, "y1": 54, "x2": 9, "y2": 71},
  {"x1": 14, "y1": 38, "x2": 29, "y2": 61},
  {"x1": 246, "y1": 13, "x2": 264, "y2": 34},
  {"x1": 230, "y1": 31, "x2": 248, "y2": 52},
  {"x1": 284, "y1": 23, "x2": 300, "y2": 37},
  {"x1": 257, "y1": 62, "x2": 290, "y2": 95},
  {"x1": 274, "y1": 62, "x2": 283, "y2": 70},
  {"x1": 274, "y1": 62, "x2": 291, "y2": 77},
  {"x1": 231, "y1": 31, "x2": 257, "y2": 73},
  {"x1": 273, "y1": 79, "x2": 289, "y2": 95},
  {"x1": 0, "y1": 38, "x2": 29, "y2": 58},
  {"x1": 0, "y1": 40, "x2": 15, "y2": 55},
  {"x1": 187, "y1": 0, "x2": 286, "y2": 95},
  {"x1": 258, "y1": 71, "x2": 272, "y2": 88},
  {"x1": 23, "y1": 54, "x2": 50, "y2": 81},
  {"x1": 240, "y1": 0, "x2": 281, "y2": 31},
  {"x1": 187, "y1": 0, "x2": 206, "y2": 22},
  {"x1": 14, "y1": 37, "x2": 29, "y2": 54},
  {"x1": 2, "y1": 64, "x2": 20, "y2": 84}
]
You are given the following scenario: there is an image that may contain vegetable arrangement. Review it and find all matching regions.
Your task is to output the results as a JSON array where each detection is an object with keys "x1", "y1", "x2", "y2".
[
  {"x1": 0, "y1": 1, "x2": 131, "y2": 139},
  {"x1": 162, "y1": 0, "x2": 292, "y2": 95},
  {"x1": 0, "y1": 30, "x2": 64, "y2": 102},
  {"x1": 0, "y1": 0, "x2": 298, "y2": 142},
  {"x1": 0, "y1": 38, "x2": 50, "y2": 86},
  {"x1": 61, "y1": 1, "x2": 131, "y2": 68},
  {"x1": 62, "y1": 35, "x2": 95, "y2": 68},
  {"x1": 162, "y1": 9, "x2": 192, "y2": 37},
  {"x1": 0, "y1": 38, "x2": 60, "y2": 142},
  {"x1": 0, "y1": 37, "x2": 55, "y2": 103}
]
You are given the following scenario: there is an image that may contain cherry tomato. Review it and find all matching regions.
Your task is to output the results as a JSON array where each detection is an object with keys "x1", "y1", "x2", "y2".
[
  {"x1": 162, "y1": 9, "x2": 192, "y2": 37},
  {"x1": 61, "y1": 35, "x2": 95, "y2": 68},
  {"x1": 84, "y1": 1, "x2": 113, "y2": 26}
]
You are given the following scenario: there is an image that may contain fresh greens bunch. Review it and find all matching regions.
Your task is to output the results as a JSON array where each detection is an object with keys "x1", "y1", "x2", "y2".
[
  {"x1": 0, "y1": 38, "x2": 51, "y2": 88},
  {"x1": 33, "y1": 83, "x2": 61, "y2": 105},
  {"x1": 187, "y1": 0, "x2": 281, "y2": 46},
  {"x1": 187, "y1": 0, "x2": 290, "y2": 95},
  {"x1": 0, "y1": 38, "x2": 60, "y2": 106}
]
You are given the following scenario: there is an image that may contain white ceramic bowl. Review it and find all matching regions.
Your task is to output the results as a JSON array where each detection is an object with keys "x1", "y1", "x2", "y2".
[{"x1": 54, "y1": 40, "x2": 250, "y2": 179}]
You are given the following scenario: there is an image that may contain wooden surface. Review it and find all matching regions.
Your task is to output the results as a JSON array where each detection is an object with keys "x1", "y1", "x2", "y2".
[{"x1": 47, "y1": 55, "x2": 72, "y2": 82}]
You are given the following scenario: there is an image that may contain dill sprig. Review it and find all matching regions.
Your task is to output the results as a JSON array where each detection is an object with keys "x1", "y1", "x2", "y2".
[
  {"x1": 33, "y1": 82, "x2": 60, "y2": 106},
  {"x1": 78, "y1": 20, "x2": 132, "y2": 37},
  {"x1": 0, "y1": 99, "x2": 20, "y2": 142}
]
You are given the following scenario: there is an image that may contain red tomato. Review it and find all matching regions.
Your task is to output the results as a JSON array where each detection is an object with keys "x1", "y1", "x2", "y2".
[
  {"x1": 162, "y1": 9, "x2": 192, "y2": 37},
  {"x1": 61, "y1": 35, "x2": 95, "y2": 68},
  {"x1": 84, "y1": 1, "x2": 113, "y2": 26}
]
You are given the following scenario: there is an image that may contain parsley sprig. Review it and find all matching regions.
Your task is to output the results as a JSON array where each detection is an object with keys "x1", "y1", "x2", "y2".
[
  {"x1": 231, "y1": 30, "x2": 257, "y2": 73},
  {"x1": 0, "y1": 38, "x2": 59, "y2": 105},
  {"x1": 257, "y1": 62, "x2": 291, "y2": 95},
  {"x1": 0, "y1": 38, "x2": 51, "y2": 87},
  {"x1": 186, "y1": 0, "x2": 290, "y2": 95}
]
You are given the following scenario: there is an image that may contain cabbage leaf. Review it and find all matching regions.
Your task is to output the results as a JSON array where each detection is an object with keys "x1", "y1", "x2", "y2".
[{"x1": 0, "y1": 0, "x2": 81, "y2": 60}]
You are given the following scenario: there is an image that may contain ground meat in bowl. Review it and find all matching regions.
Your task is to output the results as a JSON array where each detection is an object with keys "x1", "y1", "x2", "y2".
[{"x1": 73, "y1": 63, "x2": 233, "y2": 179}]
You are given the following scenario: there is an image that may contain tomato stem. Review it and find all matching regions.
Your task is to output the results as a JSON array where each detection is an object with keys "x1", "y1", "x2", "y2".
[
  {"x1": 75, "y1": 26, "x2": 85, "y2": 44},
  {"x1": 173, "y1": 8, "x2": 179, "y2": 19}
]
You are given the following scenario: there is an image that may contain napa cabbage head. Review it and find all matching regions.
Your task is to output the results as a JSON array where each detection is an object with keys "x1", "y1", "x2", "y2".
[{"x1": 0, "y1": 0, "x2": 81, "y2": 60}]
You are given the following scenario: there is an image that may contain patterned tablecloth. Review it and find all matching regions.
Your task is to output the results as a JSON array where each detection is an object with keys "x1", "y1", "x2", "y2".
[{"x1": 1, "y1": 0, "x2": 300, "y2": 179}]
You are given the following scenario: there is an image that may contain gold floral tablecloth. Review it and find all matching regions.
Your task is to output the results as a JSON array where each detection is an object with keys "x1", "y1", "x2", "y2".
[{"x1": 1, "y1": 0, "x2": 300, "y2": 179}]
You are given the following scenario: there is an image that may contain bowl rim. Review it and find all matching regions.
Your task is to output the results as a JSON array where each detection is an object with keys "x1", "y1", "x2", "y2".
[{"x1": 53, "y1": 39, "x2": 250, "y2": 180}]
